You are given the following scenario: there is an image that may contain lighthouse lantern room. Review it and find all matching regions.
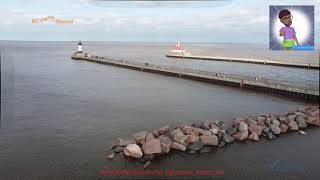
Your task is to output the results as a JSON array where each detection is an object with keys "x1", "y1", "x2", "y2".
[
  {"x1": 170, "y1": 42, "x2": 190, "y2": 55},
  {"x1": 78, "y1": 41, "x2": 83, "y2": 53}
]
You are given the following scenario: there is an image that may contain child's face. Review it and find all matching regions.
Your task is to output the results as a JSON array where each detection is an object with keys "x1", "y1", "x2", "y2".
[{"x1": 280, "y1": 15, "x2": 292, "y2": 26}]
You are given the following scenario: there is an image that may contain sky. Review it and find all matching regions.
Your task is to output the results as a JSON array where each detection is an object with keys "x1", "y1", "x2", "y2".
[{"x1": 0, "y1": 0, "x2": 319, "y2": 43}]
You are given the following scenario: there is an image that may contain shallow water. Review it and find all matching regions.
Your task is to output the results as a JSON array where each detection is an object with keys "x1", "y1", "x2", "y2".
[{"x1": 0, "y1": 41, "x2": 319, "y2": 180}]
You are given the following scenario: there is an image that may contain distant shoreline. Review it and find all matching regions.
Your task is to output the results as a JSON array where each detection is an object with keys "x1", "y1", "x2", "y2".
[{"x1": 0, "y1": 40, "x2": 319, "y2": 49}]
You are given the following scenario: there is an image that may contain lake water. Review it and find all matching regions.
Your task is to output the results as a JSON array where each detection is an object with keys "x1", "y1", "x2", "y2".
[{"x1": 0, "y1": 41, "x2": 319, "y2": 180}]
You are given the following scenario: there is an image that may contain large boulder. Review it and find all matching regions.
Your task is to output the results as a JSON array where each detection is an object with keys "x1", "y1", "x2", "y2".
[
  {"x1": 295, "y1": 116, "x2": 307, "y2": 128},
  {"x1": 306, "y1": 109, "x2": 319, "y2": 117},
  {"x1": 210, "y1": 128, "x2": 219, "y2": 135},
  {"x1": 263, "y1": 126, "x2": 270, "y2": 134},
  {"x1": 175, "y1": 135, "x2": 191, "y2": 146},
  {"x1": 145, "y1": 132, "x2": 156, "y2": 142},
  {"x1": 171, "y1": 128, "x2": 185, "y2": 141},
  {"x1": 191, "y1": 122, "x2": 201, "y2": 128},
  {"x1": 287, "y1": 115, "x2": 296, "y2": 123},
  {"x1": 233, "y1": 117, "x2": 247, "y2": 125},
  {"x1": 294, "y1": 112, "x2": 307, "y2": 117},
  {"x1": 189, "y1": 133, "x2": 200, "y2": 144},
  {"x1": 113, "y1": 146, "x2": 125, "y2": 153},
  {"x1": 233, "y1": 130, "x2": 249, "y2": 141},
  {"x1": 272, "y1": 120, "x2": 280, "y2": 127},
  {"x1": 192, "y1": 128, "x2": 201, "y2": 136},
  {"x1": 288, "y1": 120, "x2": 299, "y2": 130},
  {"x1": 200, "y1": 135, "x2": 218, "y2": 145},
  {"x1": 171, "y1": 142, "x2": 187, "y2": 151},
  {"x1": 124, "y1": 144, "x2": 143, "y2": 158},
  {"x1": 209, "y1": 123, "x2": 220, "y2": 130},
  {"x1": 248, "y1": 132, "x2": 259, "y2": 141},
  {"x1": 279, "y1": 123, "x2": 288, "y2": 133},
  {"x1": 152, "y1": 129, "x2": 160, "y2": 138},
  {"x1": 278, "y1": 116, "x2": 287, "y2": 123},
  {"x1": 270, "y1": 124, "x2": 281, "y2": 135},
  {"x1": 113, "y1": 138, "x2": 136, "y2": 147},
  {"x1": 142, "y1": 139, "x2": 162, "y2": 154},
  {"x1": 158, "y1": 125, "x2": 170, "y2": 135},
  {"x1": 238, "y1": 122, "x2": 248, "y2": 131},
  {"x1": 199, "y1": 129, "x2": 212, "y2": 136},
  {"x1": 187, "y1": 141, "x2": 204, "y2": 151},
  {"x1": 132, "y1": 131, "x2": 147, "y2": 145},
  {"x1": 219, "y1": 122, "x2": 228, "y2": 131},
  {"x1": 270, "y1": 115, "x2": 278, "y2": 121},
  {"x1": 158, "y1": 135, "x2": 172, "y2": 153},
  {"x1": 227, "y1": 125, "x2": 238, "y2": 135},
  {"x1": 248, "y1": 124, "x2": 263, "y2": 136},
  {"x1": 257, "y1": 116, "x2": 266, "y2": 126},
  {"x1": 245, "y1": 118, "x2": 257, "y2": 125},
  {"x1": 306, "y1": 116, "x2": 320, "y2": 126},
  {"x1": 200, "y1": 121, "x2": 210, "y2": 130},
  {"x1": 180, "y1": 125, "x2": 194, "y2": 135},
  {"x1": 222, "y1": 133, "x2": 234, "y2": 143}
]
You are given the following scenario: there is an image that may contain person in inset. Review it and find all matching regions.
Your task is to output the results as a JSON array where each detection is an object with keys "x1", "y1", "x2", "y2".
[{"x1": 279, "y1": 9, "x2": 299, "y2": 49}]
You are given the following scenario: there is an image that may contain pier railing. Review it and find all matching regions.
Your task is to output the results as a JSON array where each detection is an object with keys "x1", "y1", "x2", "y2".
[
  {"x1": 166, "y1": 54, "x2": 320, "y2": 70},
  {"x1": 71, "y1": 53, "x2": 319, "y2": 101}
]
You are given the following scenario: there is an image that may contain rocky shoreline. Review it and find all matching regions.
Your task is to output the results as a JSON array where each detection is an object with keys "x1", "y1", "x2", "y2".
[{"x1": 107, "y1": 106, "x2": 319, "y2": 168}]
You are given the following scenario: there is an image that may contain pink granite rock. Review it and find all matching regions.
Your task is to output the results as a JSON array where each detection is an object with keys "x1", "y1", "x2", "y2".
[
  {"x1": 158, "y1": 135, "x2": 172, "y2": 153},
  {"x1": 288, "y1": 120, "x2": 299, "y2": 130},
  {"x1": 200, "y1": 135, "x2": 218, "y2": 145},
  {"x1": 306, "y1": 109, "x2": 319, "y2": 117},
  {"x1": 132, "y1": 131, "x2": 147, "y2": 145},
  {"x1": 232, "y1": 130, "x2": 249, "y2": 141},
  {"x1": 142, "y1": 139, "x2": 162, "y2": 154},
  {"x1": 199, "y1": 129, "x2": 212, "y2": 136},
  {"x1": 189, "y1": 133, "x2": 200, "y2": 144},
  {"x1": 145, "y1": 132, "x2": 156, "y2": 142},
  {"x1": 287, "y1": 115, "x2": 296, "y2": 123},
  {"x1": 124, "y1": 144, "x2": 143, "y2": 158},
  {"x1": 171, "y1": 128, "x2": 185, "y2": 141},
  {"x1": 248, "y1": 124, "x2": 263, "y2": 136},
  {"x1": 107, "y1": 152, "x2": 115, "y2": 159},
  {"x1": 180, "y1": 125, "x2": 194, "y2": 135},
  {"x1": 175, "y1": 135, "x2": 191, "y2": 146},
  {"x1": 307, "y1": 116, "x2": 320, "y2": 126},
  {"x1": 248, "y1": 132, "x2": 259, "y2": 141},
  {"x1": 192, "y1": 128, "x2": 201, "y2": 136},
  {"x1": 113, "y1": 138, "x2": 136, "y2": 147},
  {"x1": 279, "y1": 123, "x2": 288, "y2": 133},
  {"x1": 152, "y1": 129, "x2": 160, "y2": 138},
  {"x1": 171, "y1": 142, "x2": 187, "y2": 151},
  {"x1": 158, "y1": 125, "x2": 170, "y2": 135}
]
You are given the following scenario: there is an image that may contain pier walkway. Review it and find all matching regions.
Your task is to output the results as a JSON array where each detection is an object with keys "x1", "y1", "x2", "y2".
[
  {"x1": 166, "y1": 54, "x2": 320, "y2": 70},
  {"x1": 71, "y1": 53, "x2": 319, "y2": 101}
]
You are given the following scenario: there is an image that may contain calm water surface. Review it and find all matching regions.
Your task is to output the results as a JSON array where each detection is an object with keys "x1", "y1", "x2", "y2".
[{"x1": 0, "y1": 41, "x2": 319, "y2": 180}]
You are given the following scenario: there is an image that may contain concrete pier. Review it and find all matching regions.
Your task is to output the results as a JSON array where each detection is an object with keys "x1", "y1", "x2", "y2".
[
  {"x1": 166, "y1": 54, "x2": 320, "y2": 70},
  {"x1": 71, "y1": 53, "x2": 319, "y2": 101}
]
